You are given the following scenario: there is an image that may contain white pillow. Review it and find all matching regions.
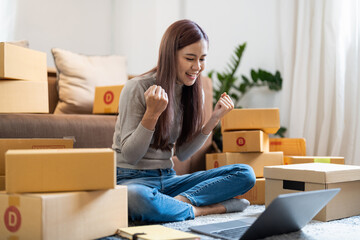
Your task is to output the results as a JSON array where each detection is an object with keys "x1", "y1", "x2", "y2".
[{"x1": 52, "y1": 48, "x2": 128, "y2": 114}]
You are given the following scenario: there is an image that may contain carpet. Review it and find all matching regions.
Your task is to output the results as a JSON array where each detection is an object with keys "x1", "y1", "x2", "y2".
[{"x1": 102, "y1": 205, "x2": 360, "y2": 240}]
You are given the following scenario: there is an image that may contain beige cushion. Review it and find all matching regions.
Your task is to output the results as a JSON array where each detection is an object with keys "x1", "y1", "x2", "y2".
[{"x1": 52, "y1": 48, "x2": 128, "y2": 114}]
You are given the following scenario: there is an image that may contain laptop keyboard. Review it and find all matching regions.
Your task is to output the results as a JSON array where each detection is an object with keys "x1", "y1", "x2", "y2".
[{"x1": 211, "y1": 226, "x2": 249, "y2": 239}]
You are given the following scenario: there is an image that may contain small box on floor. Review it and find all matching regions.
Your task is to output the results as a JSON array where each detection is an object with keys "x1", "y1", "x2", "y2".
[
  {"x1": 0, "y1": 185, "x2": 128, "y2": 239},
  {"x1": 206, "y1": 152, "x2": 283, "y2": 178},
  {"x1": 5, "y1": 148, "x2": 115, "y2": 193},
  {"x1": 269, "y1": 138, "x2": 306, "y2": 156},
  {"x1": 221, "y1": 108, "x2": 280, "y2": 134},
  {"x1": 0, "y1": 138, "x2": 74, "y2": 175},
  {"x1": 92, "y1": 85, "x2": 124, "y2": 114},
  {"x1": 0, "y1": 42, "x2": 47, "y2": 82},
  {"x1": 283, "y1": 156, "x2": 345, "y2": 165},
  {"x1": 222, "y1": 130, "x2": 269, "y2": 153},
  {"x1": 236, "y1": 178, "x2": 265, "y2": 205},
  {"x1": 0, "y1": 80, "x2": 49, "y2": 113},
  {"x1": 264, "y1": 163, "x2": 360, "y2": 221}
]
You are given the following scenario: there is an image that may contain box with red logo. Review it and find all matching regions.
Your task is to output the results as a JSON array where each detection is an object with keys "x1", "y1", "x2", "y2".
[
  {"x1": 92, "y1": 85, "x2": 124, "y2": 114},
  {"x1": 5, "y1": 148, "x2": 115, "y2": 193},
  {"x1": 221, "y1": 108, "x2": 280, "y2": 134},
  {"x1": 269, "y1": 138, "x2": 306, "y2": 156},
  {"x1": 236, "y1": 178, "x2": 265, "y2": 204},
  {"x1": 0, "y1": 185, "x2": 128, "y2": 239},
  {"x1": 283, "y1": 156, "x2": 344, "y2": 165},
  {"x1": 206, "y1": 152, "x2": 283, "y2": 177},
  {"x1": 264, "y1": 163, "x2": 360, "y2": 221},
  {"x1": 222, "y1": 130, "x2": 269, "y2": 153}
]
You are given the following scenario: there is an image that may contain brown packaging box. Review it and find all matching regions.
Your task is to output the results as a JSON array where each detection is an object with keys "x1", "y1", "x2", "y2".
[
  {"x1": 222, "y1": 130, "x2": 269, "y2": 153},
  {"x1": 221, "y1": 108, "x2": 280, "y2": 134},
  {"x1": 92, "y1": 85, "x2": 124, "y2": 114},
  {"x1": 0, "y1": 138, "x2": 74, "y2": 175},
  {"x1": 269, "y1": 138, "x2": 306, "y2": 156},
  {"x1": 206, "y1": 152, "x2": 283, "y2": 178},
  {"x1": 236, "y1": 178, "x2": 265, "y2": 205},
  {"x1": 0, "y1": 42, "x2": 47, "y2": 82},
  {"x1": 0, "y1": 185, "x2": 128, "y2": 239},
  {"x1": 264, "y1": 163, "x2": 360, "y2": 221},
  {"x1": 283, "y1": 156, "x2": 345, "y2": 165},
  {"x1": 0, "y1": 80, "x2": 49, "y2": 113},
  {"x1": 0, "y1": 176, "x2": 4, "y2": 191},
  {"x1": 5, "y1": 148, "x2": 115, "y2": 193}
]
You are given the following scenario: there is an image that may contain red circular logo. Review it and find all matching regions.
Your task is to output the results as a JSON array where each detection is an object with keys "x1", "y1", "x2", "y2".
[
  {"x1": 214, "y1": 161, "x2": 219, "y2": 168},
  {"x1": 103, "y1": 91, "x2": 114, "y2": 104},
  {"x1": 236, "y1": 137, "x2": 246, "y2": 146},
  {"x1": 4, "y1": 206, "x2": 21, "y2": 232}
]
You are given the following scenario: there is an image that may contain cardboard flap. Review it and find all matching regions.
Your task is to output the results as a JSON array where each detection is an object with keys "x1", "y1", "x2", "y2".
[{"x1": 264, "y1": 163, "x2": 360, "y2": 184}]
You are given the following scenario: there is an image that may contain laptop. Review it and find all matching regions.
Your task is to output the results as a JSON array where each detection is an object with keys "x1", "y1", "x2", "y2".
[{"x1": 190, "y1": 188, "x2": 340, "y2": 240}]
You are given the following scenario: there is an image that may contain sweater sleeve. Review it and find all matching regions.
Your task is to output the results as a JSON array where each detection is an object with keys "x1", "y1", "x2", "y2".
[
  {"x1": 175, "y1": 128, "x2": 211, "y2": 162},
  {"x1": 112, "y1": 79, "x2": 154, "y2": 165}
]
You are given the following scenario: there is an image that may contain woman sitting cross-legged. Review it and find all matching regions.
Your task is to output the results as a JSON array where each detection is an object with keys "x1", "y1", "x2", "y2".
[{"x1": 112, "y1": 19, "x2": 256, "y2": 223}]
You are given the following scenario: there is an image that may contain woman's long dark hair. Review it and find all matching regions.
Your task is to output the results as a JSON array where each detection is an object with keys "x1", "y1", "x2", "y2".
[{"x1": 149, "y1": 19, "x2": 209, "y2": 150}]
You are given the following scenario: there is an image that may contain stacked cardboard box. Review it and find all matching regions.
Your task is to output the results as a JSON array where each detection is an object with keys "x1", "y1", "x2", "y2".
[
  {"x1": 264, "y1": 163, "x2": 360, "y2": 221},
  {"x1": 93, "y1": 84, "x2": 124, "y2": 114},
  {"x1": 0, "y1": 147, "x2": 128, "y2": 239},
  {"x1": 207, "y1": 108, "x2": 283, "y2": 205},
  {"x1": 0, "y1": 42, "x2": 49, "y2": 113}
]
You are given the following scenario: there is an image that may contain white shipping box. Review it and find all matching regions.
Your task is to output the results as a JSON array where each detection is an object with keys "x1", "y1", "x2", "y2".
[
  {"x1": 5, "y1": 148, "x2": 116, "y2": 193},
  {"x1": 0, "y1": 185, "x2": 128, "y2": 239}
]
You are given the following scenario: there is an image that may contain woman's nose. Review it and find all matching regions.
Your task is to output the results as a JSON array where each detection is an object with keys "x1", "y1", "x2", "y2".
[{"x1": 192, "y1": 61, "x2": 201, "y2": 71}]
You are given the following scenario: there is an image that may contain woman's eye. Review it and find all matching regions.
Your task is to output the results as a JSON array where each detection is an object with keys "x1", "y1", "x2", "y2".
[
  {"x1": 200, "y1": 58, "x2": 205, "y2": 62},
  {"x1": 186, "y1": 58, "x2": 194, "y2": 61}
]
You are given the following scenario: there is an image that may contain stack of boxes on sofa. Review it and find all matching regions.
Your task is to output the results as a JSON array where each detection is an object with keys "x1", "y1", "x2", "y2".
[
  {"x1": 0, "y1": 145, "x2": 128, "y2": 239},
  {"x1": 0, "y1": 42, "x2": 49, "y2": 113},
  {"x1": 206, "y1": 108, "x2": 283, "y2": 205}
]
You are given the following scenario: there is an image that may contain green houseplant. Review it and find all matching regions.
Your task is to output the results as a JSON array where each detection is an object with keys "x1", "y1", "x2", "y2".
[{"x1": 208, "y1": 42, "x2": 286, "y2": 151}]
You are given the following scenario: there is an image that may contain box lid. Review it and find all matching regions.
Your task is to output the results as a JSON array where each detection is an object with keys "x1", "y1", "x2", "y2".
[{"x1": 264, "y1": 163, "x2": 360, "y2": 183}]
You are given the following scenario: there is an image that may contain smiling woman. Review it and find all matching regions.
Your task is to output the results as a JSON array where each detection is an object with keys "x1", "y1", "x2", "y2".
[{"x1": 112, "y1": 19, "x2": 256, "y2": 223}]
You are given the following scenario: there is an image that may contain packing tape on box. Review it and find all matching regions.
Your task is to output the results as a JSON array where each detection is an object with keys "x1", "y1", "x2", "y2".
[
  {"x1": 8, "y1": 195, "x2": 20, "y2": 207},
  {"x1": 314, "y1": 158, "x2": 330, "y2": 163}
]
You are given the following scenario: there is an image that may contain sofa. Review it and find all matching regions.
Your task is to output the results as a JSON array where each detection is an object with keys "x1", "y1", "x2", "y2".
[{"x1": 0, "y1": 68, "x2": 214, "y2": 175}]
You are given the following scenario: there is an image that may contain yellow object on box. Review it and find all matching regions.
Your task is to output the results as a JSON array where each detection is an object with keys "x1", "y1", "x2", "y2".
[
  {"x1": 0, "y1": 176, "x2": 4, "y2": 191},
  {"x1": 0, "y1": 185, "x2": 128, "y2": 239},
  {"x1": 264, "y1": 163, "x2": 360, "y2": 221},
  {"x1": 283, "y1": 156, "x2": 344, "y2": 165},
  {"x1": 221, "y1": 108, "x2": 280, "y2": 134},
  {"x1": 236, "y1": 178, "x2": 265, "y2": 205},
  {"x1": 5, "y1": 148, "x2": 115, "y2": 193},
  {"x1": 93, "y1": 85, "x2": 124, "y2": 114},
  {"x1": 222, "y1": 130, "x2": 269, "y2": 153},
  {"x1": 0, "y1": 80, "x2": 49, "y2": 113},
  {"x1": 269, "y1": 138, "x2": 306, "y2": 156},
  {"x1": 0, "y1": 42, "x2": 47, "y2": 82},
  {"x1": 0, "y1": 138, "x2": 74, "y2": 175},
  {"x1": 206, "y1": 152, "x2": 283, "y2": 178}
]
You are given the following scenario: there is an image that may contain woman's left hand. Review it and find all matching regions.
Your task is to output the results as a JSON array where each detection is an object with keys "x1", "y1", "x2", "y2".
[{"x1": 212, "y1": 92, "x2": 234, "y2": 120}]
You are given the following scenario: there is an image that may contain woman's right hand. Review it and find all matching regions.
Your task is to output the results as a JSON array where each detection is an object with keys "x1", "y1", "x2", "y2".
[{"x1": 144, "y1": 85, "x2": 168, "y2": 119}]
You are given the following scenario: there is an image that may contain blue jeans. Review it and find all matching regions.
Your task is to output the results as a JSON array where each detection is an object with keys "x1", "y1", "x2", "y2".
[{"x1": 116, "y1": 164, "x2": 256, "y2": 223}]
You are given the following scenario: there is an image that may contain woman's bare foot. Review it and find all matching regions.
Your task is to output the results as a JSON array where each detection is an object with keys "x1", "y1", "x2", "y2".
[{"x1": 174, "y1": 195, "x2": 226, "y2": 217}]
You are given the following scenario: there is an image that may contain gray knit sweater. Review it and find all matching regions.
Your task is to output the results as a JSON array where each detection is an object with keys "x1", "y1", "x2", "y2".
[{"x1": 112, "y1": 73, "x2": 210, "y2": 170}]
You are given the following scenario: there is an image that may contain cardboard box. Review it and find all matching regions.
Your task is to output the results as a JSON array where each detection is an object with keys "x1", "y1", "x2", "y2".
[
  {"x1": 0, "y1": 185, "x2": 128, "y2": 239},
  {"x1": 0, "y1": 80, "x2": 49, "y2": 113},
  {"x1": 206, "y1": 152, "x2": 283, "y2": 177},
  {"x1": 270, "y1": 138, "x2": 306, "y2": 156},
  {"x1": 283, "y1": 156, "x2": 345, "y2": 165},
  {"x1": 222, "y1": 130, "x2": 269, "y2": 153},
  {"x1": 221, "y1": 108, "x2": 280, "y2": 134},
  {"x1": 92, "y1": 85, "x2": 124, "y2": 114},
  {"x1": 0, "y1": 138, "x2": 74, "y2": 175},
  {"x1": 0, "y1": 42, "x2": 47, "y2": 82},
  {"x1": 264, "y1": 163, "x2": 360, "y2": 221},
  {"x1": 5, "y1": 148, "x2": 115, "y2": 193},
  {"x1": 236, "y1": 178, "x2": 265, "y2": 205},
  {"x1": 0, "y1": 176, "x2": 4, "y2": 191}
]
